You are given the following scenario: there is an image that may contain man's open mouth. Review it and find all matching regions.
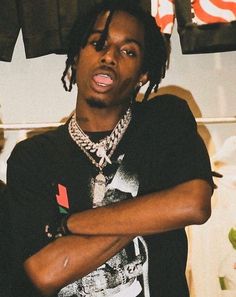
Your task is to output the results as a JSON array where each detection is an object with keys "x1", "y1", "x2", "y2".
[{"x1": 93, "y1": 74, "x2": 114, "y2": 87}]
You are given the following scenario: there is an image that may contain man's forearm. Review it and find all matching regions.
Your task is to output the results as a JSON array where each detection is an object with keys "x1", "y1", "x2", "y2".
[
  {"x1": 68, "y1": 179, "x2": 212, "y2": 236},
  {"x1": 24, "y1": 234, "x2": 133, "y2": 296},
  {"x1": 23, "y1": 179, "x2": 212, "y2": 296}
]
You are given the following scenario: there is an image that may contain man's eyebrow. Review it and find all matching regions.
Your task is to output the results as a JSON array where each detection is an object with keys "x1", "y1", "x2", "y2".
[
  {"x1": 90, "y1": 29, "x2": 103, "y2": 35},
  {"x1": 90, "y1": 30, "x2": 143, "y2": 49},
  {"x1": 124, "y1": 38, "x2": 143, "y2": 50}
]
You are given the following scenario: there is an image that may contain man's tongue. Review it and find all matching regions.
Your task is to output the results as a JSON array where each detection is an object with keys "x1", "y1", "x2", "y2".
[{"x1": 94, "y1": 74, "x2": 113, "y2": 86}]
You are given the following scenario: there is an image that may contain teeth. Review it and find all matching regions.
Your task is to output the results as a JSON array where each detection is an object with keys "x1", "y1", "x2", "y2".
[
  {"x1": 100, "y1": 74, "x2": 111, "y2": 78},
  {"x1": 94, "y1": 73, "x2": 113, "y2": 87}
]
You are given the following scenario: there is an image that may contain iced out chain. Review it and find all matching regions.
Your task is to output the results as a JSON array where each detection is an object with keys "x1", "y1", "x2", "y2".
[{"x1": 68, "y1": 108, "x2": 132, "y2": 169}]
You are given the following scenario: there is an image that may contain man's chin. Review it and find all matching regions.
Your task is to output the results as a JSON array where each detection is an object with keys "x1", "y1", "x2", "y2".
[{"x1": 86, "y1": 97, "x2": 108, "y2": 109}]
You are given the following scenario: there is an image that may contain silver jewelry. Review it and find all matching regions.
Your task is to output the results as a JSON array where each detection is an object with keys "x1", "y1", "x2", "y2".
[
  {"x1": 68, "y1": 107, "x2": 131, "y2": 170},
  {"x1": 68, "y1": 108, "x2": 132, "y2": 206}
]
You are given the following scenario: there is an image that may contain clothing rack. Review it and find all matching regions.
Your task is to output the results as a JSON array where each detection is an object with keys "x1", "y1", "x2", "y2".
[
  {"x1": 0, "y1": 117, "x2": 236, "y2": 131},
  {"x1": 0, "y1": 122, "x2": 60, "y2": 131},
  {"x1": 196, "y1": 117, "x2": 236, "y2": 124}
]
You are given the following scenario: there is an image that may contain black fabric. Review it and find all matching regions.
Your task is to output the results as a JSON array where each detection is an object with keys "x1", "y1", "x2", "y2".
[
  {"x1": 175, "y1": 0, "x2": 236, "y2": 54},
  {"x1": 6, "y1": 94, "x2": 213, "y2": 297},
  {"x1": 0, "y1": 0, "x2": 151, "y2": 62},
  {"x1": 0, "y1": 0, "x2": 20, "y2": 61},
  {"x1": 0, "y1": 181, "x2": 11, "y2": 297},
  {"x1": 0, "y1": 0, "x2": 97, "y2": 61}
]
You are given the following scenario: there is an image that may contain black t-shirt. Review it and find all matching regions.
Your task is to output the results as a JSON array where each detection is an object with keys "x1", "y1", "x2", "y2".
[
  {"x1": 0, "y1": 181, "x2": 11, "y2": 297},
  {"x1": 6, "y1": 95, "x2": 213, "y2": 297}
]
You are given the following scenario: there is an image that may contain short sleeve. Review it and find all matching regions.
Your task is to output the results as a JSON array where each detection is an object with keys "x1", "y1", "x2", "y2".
[
  {"x1": 159, "y1": 99, "x2": 213, "y2": 188},
  {"x1": 132, "y1": 95, "x2": 214, "y2": 193},
  {"x1": 6, "y1": 139, "x2": 59, "y2": 264}
]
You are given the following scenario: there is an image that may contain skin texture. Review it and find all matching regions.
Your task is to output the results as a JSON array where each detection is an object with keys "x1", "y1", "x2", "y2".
[{"x1": 23, "y1": 10, "x2": 213, "y2": 297}]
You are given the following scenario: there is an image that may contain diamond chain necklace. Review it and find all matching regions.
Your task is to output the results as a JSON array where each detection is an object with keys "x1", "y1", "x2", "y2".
[
  {"x1": 68, "y1": 108, "x2": 132, "y2": 206},
  {"x1": 68, "y1": 107, "x2": 132, "y2": 171}
]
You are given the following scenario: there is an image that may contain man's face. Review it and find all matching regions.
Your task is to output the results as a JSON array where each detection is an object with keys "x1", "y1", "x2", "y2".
[{"x1": 75, "y1": 10, "x2": 147, "y2": 108}]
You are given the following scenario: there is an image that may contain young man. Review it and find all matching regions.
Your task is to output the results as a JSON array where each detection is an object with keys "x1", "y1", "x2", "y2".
[{"x1": 6, "y1": 1, "x2": 213, "y2": 297}]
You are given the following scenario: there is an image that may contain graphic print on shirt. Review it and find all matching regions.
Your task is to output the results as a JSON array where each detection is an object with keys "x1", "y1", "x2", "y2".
[
  {"x1": 56, "y1": 184, "x2": 70, "y2": 214},
  {"x1": 58, "y1": 155, "x2": 150, "y2": 297}
]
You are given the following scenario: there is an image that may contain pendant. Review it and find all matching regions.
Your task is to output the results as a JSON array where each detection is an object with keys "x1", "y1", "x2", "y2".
[
  {"x1": 93, "y1": 172, "x2": 106, "y2": 207},
  {"x1": 96, "y1": 145, "x2": 112, "y2": 166}
]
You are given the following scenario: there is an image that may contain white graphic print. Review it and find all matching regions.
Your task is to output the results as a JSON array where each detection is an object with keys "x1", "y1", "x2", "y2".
[{"x1": 58, "y1": 155, "x2": 150, "y2": 297}]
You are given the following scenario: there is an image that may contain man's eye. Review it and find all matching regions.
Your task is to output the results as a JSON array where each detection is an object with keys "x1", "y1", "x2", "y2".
[
  {"x1": 90, "y1": 40, "x2": 108, "y2": 50},
  {"x1": 90, "y1": 40, "x2": 99, "y2": 47},
  {"x1": 121, "y1": 49, "x2": 137, "y2": 57}
]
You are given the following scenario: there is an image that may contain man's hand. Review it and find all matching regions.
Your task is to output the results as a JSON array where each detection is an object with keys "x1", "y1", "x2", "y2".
[{"x1": 24, "y1": 178, "x2": 212, "y2": 296}]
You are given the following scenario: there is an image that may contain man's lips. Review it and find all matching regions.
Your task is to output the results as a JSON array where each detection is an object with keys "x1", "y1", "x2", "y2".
[
  {"x1": 90, "y1": 69, "x2": 117, "y2": 93},
  {"x1": 93, "y1": 74, "x2": 113, "y2": 87}
]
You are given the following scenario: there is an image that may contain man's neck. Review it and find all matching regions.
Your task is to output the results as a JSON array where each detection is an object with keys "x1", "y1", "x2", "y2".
[{"x1": 75, "y1": 100, "x2": 130, "y2": 132}]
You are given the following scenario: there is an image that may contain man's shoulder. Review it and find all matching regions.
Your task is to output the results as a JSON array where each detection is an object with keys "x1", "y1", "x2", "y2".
[
  {"x1": 142, "y1": 93, "x2": 187, "y2": 111},
  {"x1": 134, "y1": 94, "x2": 190, "y2": 124},
  {"x1": 9, "y1": 124, "x2": 68, "y2": 163},
  {"x1": 148, "y1": 93, "x2": 185, "y2": 104},
  {"x1": 18, "y1": 124, "x2": 66, "y2": 148}
]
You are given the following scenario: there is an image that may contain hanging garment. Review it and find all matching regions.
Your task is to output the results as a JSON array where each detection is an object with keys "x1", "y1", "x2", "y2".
[
  {"x1": 152, "y1": 0, "x2": 175, "y2": 35},
  {"x1": 0, "y1": 0, "x2": 91, "y2": 62},
  {"x1": 0, "y1": 0, "x2": 85, "y2": 61},
  {"x1": 175, "y1": 0, "x2": 236, "y2": 54},
  {"x1": 0, "y1": 0, "x2": 19, "y2": 61},
  {"x1": 0, "y1": 0, "x2": 151, "y2": 62}
]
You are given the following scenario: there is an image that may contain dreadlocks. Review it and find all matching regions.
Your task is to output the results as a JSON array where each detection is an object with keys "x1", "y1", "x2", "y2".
[{"x1": 61, "y1": 0, "x2": 169, "y2": 101}]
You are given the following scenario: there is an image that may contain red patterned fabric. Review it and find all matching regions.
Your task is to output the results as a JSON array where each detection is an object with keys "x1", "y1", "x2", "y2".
[
  {"x1": 153, "y1": 0, "x2": 175, "y2": 34},
  {"x1": 175, "y1": 0, "x2": 236, "y2": 54},
  {"x1": 191, "y1": 0, "x2": 236, "y2": 24}
]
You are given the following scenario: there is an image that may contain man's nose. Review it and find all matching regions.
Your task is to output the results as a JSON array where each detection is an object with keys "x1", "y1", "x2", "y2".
[{"x1": 100, "y1": 47, "x2": 117, "y2": 67}]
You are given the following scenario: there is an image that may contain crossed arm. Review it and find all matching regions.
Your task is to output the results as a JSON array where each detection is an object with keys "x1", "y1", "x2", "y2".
[{"x1": 24, "y1": 178, "x2": 212, "y2": 296}]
